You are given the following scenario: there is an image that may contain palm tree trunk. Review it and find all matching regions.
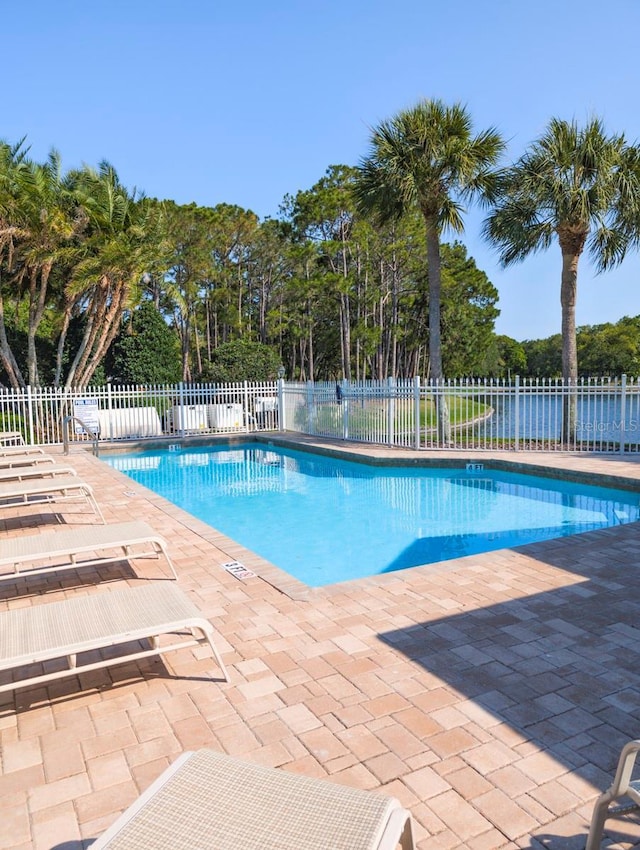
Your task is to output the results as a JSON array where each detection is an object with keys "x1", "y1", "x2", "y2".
[
  {"x1": 65, "y1": 304, "x2": 96, "y2": 388},
  {"x1": 425, "y1": 220, "x2": 451, "y2": 444},
  {"x1": 68, "y1": 289, "x2": 109, "y2": 386},
  {"x1": 560, "y1": 249, "x2": 579, "y2": 444},
  {"x1": 75, "y1": 286, "x2": 129, "y2": 386},
  {"x1": 27, "y1": 265, "x2": 51, "y2": 387},
  {"x1": 54, "y1": 303, "x2": 73, "y2": 387},
  {"x1": 0, "y1": 281, "x2": 25, "y2": 388},
  {"x1": 65, "y1": 276, "x2": 129, "y2": 387}
]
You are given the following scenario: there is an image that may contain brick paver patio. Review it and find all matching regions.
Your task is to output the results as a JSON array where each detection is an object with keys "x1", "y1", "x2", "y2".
[{"x1": 2, "y1": 437, "x2": 640, "y2": 849}]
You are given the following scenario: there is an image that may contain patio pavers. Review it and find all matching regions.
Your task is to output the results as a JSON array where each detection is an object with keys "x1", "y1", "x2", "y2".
[{"x1": 1, "y1": 441, "x2": 640, "y2": 848}]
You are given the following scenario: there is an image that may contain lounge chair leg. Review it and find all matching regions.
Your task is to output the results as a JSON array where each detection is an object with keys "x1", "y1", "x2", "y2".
[
  {"x1": 400, "y1": 817, "x2": 414, "y2": 850},
  {"x1": 162, "y1": 546, "x2": 178, "y2": 580},
  {"x1": 585, "y1": 795, "x2": 610, "y2": 850},
  {"x1": 199, "y1": 626, "x2": 229, "y2": 682},
  {"x1": 586, "y1": 740, "x2": 640, "y2": 850},
  {"x1": 379, "y1": 809, "x2": 414, "y2": 850}
]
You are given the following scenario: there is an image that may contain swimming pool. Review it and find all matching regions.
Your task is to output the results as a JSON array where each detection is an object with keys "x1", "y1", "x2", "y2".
[{"x1": 105, "y1": 442, "x2": 640, "y2": 587}]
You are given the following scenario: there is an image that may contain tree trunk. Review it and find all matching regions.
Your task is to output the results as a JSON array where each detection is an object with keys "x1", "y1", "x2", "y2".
[
  {"x1": 27, "y1": 264, "x2": 51, "y2": 387},
  {"x1": 560, "y1": 248, "x2": 580, "y2": 444},
  {"x1": 340, "y1": 293, "x2": 351, "y2": 380},
  {"x1": 259, "y1": 271, "x2": 271, "y2": 344},
  {"x1": 0, "y1": 281, "x2": 25, "y2": 388},
  {"x1": 65, "y1": 277, "x2": 132, "y2": 387},
  {"x1": 73, "y1": 286, "x2": 128, "y2": 386},
  {"x1": 66, "y1": 306, "x2": 97, "y2": 387},
  {"x1": 339, "y1": 222, "x2": 352, "y2": 381},
  {"x1": 390, "y1": 253, "x2": 399, "y2": 380},
  {"x1": 205, "y1": 299, "x2": 212, "y2": 360},
  {"x1": 181, "y1": 314, "x2": 191, "y2": 382},
  {"x1": 76, "y1": 296, "x2": 126, "y2": 386},
  {"x1": 54, "y1": 303, "x2": 73, "y2": 387},
  {"x1": 194, "y1": 321, "x2": 203, "y2": 377},
  {"x1": 307, "y1": 299, "x2": 314, "y2": 381},
  {"x1": 425, "y1": 219, "x2": 451, "y2": 444}
]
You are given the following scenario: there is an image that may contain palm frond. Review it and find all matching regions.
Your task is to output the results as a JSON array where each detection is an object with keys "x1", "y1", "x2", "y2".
[
  {"x1": 485, "y1": 114, "x2": 640, "y2": 269},
  {"x1": 354, "y1": 98, "x2": 505, "y2": 234}
]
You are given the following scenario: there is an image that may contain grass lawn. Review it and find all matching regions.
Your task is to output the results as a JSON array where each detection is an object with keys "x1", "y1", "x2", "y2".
[{"x1": 312, "y1": 394, "x2": 491, "y2": 433}]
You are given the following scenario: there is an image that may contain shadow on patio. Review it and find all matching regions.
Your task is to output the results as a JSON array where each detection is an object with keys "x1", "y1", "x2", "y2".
[{"x1": 378, "y1": 524, "x2": 640, "y2": 848}]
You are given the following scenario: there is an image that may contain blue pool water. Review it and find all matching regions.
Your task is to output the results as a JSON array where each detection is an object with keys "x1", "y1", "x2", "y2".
[{"x1": 105, "y1": 443, "x2": 640, "y2": 587}]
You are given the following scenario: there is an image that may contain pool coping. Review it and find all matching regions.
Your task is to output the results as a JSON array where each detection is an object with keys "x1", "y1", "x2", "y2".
[{"x1": 96, "y1": 432, "x2": 640, "y2": 601}]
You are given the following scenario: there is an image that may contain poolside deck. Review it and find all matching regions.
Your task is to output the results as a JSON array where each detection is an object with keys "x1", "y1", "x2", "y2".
[{"x1": 2, "y1": 439, "x2": 640, "y2": 849}]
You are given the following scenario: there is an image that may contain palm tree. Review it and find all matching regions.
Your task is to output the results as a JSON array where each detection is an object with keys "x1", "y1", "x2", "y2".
[
  {"x1": 0, "y1": 138, "x2": 31, "y2": 387},
  {"x1": 484, "y1": 117, "x2": 640, "y2": 442},
  {"x1": 60, "y1": 163, "x2": 168, "y2": 387},
  {"x1": 0, "y1": 146, "x2": 79, "y2": 387},
  {"x1": 18, "y1": 152, "x2": 82, "y2": 387},
  {"x1": 353, "y1": 99, "x2": 504, "y2": 443}
]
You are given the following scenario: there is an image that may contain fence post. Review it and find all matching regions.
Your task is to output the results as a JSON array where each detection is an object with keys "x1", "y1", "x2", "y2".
[
  {"x1": 306, "y1": 381, "x2": 315, "y2": 435},
  {"x1": 620, "y1": 374, "x2": 627, "y2": 455},
  {"x1": 514, "y1": 375, "x2": 520, "y2": 452},
  {"x1": 26, "y1": 385, "x2": 35, "y2": 446},
  {"x1": 277, "y1": 378, "x2": 286, "y2": 431},
  {"x1": 178, "y1": 381, "x2": 185, "y2": 436},
  {"x1": 243, "y1": 380, "x2": 250, "y2": 433},
  {"x1": 387, "y1": 377, "x2": 395, "y2": 446},
  {"x1": 107, "y1": 381, "x2": 113, "y2": 435},
  {"x1": 342, "y1": 381, "x2": 349, "y2": 440},
  {"x1": 414, "y1": 375, "x2": 421, "y2": 450}
]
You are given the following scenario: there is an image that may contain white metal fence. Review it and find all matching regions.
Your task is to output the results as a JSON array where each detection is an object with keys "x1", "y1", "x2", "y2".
[
  {"x1": 0, "y1": 382, "x2": 280, "y2": 448},
  {"x1": 1, "y1": 376, "x2": 639, "y2": 453},
  {"x1": 283, "y1": 376, "x2": 640, "y2": 453}
]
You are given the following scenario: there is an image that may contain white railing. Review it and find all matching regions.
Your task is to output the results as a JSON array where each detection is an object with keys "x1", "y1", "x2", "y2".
[
  {"x1": 0, "y1": 382, "x2": 280, "y2": 448},
  {"x1": 1, "y1": 376, "x2": 639, "y2": 453},
  {"x1": 281, "y1": 376, "x2": 640, "y2": 453}
]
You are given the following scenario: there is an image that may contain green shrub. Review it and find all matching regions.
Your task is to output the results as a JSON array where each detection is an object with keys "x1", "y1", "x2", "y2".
[{"x1": 200, "y1": 340, "x2": 281, "y2": 382}]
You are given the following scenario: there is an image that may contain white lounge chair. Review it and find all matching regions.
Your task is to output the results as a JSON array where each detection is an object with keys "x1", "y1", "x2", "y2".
[
  {"x1": 0, "y1": 520, "x2": 177, "y2": 582},
  {"x1": 92, "y1": 749, "x2": 414, "y2": 850},
  {"x1": 0, "y1": 453, "x2": 56, "y2": 469},
  {"x1": 0, "y1": 445, "x2": 45, "y2": 457},
  {"x1": 0, "y1": 582, "x2": 228, "y2": 695},
  {"x1": 0, "y1": 431, "x2": 24, "y2": 447},
  {"x1": 0, "y1": 463, "x2": 77, "y2": 483},
  {"x1": 0, "y1": 475, "x2": 104, "y2": 522},
  {"x1": 586, "y1": 739, "x2": 640, "y2": 850}
]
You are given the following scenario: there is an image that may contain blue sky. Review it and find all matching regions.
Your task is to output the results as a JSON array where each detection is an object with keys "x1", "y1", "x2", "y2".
[{"x1": 6, "y1": 0, "x2": 640, "y2": 341}]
